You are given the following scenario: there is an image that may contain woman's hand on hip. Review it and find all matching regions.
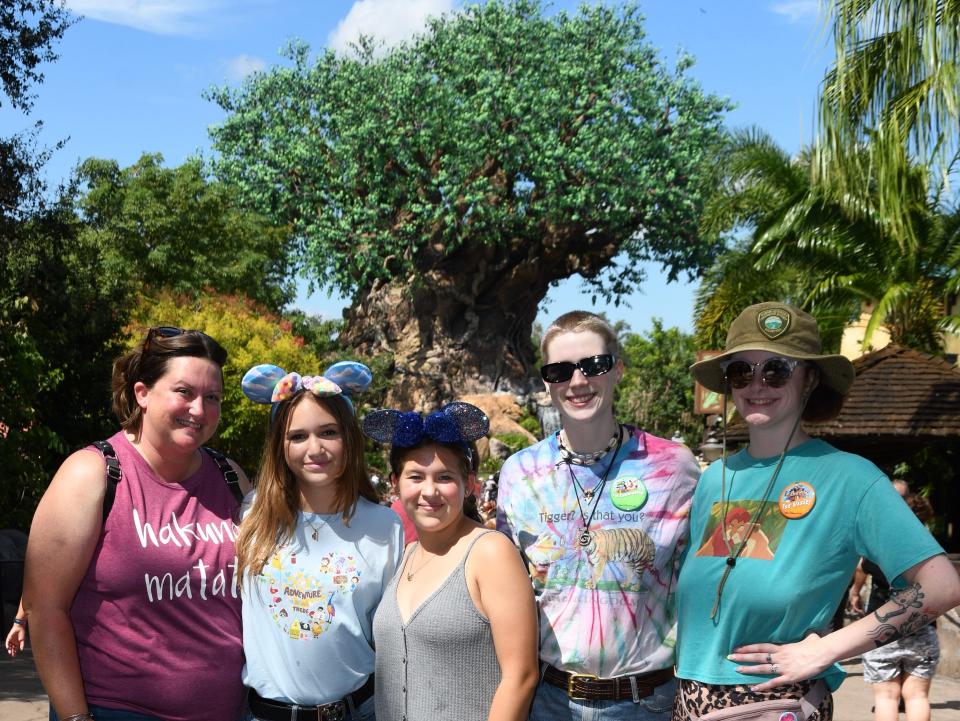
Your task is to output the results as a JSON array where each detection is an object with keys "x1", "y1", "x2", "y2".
[{"x1": 728, "y1": 634, "x2": 831, "y2": 692}]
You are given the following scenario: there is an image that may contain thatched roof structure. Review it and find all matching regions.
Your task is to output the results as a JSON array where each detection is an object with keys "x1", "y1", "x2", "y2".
[{"x1": 723, "y1": 344, "x2": 960, "y2": 462}]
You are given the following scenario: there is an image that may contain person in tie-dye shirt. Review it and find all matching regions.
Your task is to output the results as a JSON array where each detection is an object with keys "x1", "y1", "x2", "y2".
[{"x1": 497, "y1": 310, "x2": 699, "y2": 721}]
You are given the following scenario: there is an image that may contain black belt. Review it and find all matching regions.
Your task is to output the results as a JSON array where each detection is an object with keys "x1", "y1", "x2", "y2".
[
  {"x1": 248, "y1": 675, "x2": 374, "y2": 721},
  {"x1": 543, "y1": 664, "x2": 673, "y2": 701}
]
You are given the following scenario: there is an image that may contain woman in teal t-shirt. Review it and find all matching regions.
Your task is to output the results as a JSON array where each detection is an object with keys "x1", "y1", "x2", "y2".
[{"x1": 674, "y1": 302, "x2": 960, "y2": 721}]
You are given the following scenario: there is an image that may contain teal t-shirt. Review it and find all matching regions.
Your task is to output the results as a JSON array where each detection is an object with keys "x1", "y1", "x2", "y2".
[{"x1": 675, "y1": 439, "x2": 943, "y2": 690}]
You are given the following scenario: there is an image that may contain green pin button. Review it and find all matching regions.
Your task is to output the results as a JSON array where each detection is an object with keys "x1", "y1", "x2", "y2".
[{"x1": 609, "y1": 476, "x2": 647, "y2": 511}]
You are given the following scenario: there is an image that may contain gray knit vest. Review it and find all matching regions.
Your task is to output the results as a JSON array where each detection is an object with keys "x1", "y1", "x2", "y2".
[{"x1": 374, "y1": 530, "x2": 501, "y2": 721}]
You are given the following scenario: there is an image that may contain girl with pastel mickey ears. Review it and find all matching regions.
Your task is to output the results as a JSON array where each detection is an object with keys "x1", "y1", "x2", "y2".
[
  {"x1": 237, "y1": 361, "x2": 403, "y2": 721},
  {"x1": 364, "y1": 402, "x2": 539, "y2": 721}
]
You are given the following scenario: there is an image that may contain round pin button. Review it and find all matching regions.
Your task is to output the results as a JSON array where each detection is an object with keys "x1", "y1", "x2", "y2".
[
  {"x1": 779, "y1": 481, "x2": 816, "y2": 519},
  {"x1": 609, "y1": 476, "x2": 647, "y2": 511}
]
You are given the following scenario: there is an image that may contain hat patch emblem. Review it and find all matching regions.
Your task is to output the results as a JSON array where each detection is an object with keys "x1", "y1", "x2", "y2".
[{"x1": 758, "y1": 308, "x2": 791, "y2": 339}]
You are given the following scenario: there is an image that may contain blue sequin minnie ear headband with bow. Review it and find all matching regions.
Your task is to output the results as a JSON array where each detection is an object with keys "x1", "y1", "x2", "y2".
[
  {"x1": 241, "y1": 361, "x2": 373, "y2": 414},
  {"x1": 362, "y1": 402, "x2": 489, "y2": 448}
]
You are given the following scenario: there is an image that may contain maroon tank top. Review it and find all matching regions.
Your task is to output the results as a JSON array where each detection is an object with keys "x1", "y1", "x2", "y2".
[{"x1": 69, "y1": 431, "x2": 244, "y2": 721}]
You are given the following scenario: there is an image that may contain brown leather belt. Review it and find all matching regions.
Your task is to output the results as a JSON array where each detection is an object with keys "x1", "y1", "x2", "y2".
[{"x1": 543, "y1": 664, "x2": 674, "y2": 701}]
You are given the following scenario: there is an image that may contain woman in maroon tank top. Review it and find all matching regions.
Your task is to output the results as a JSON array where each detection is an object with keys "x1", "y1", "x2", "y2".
[{"x1": 24, "y1": 327, "x2": 252, "y2": 721}]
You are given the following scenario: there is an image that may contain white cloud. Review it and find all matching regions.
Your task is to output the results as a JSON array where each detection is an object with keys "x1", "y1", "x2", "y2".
[
  {"x1": 327, "y1": 0, "x2": 455, "y2": 55},
  {"x1": 64, "y1": 0, "x2": 222, "y2": 35},
  {"x1": 770, "y1": 0, "x2": 822, "y2": 23},
  {"x1": 224, "y1": 54, "x2": 267, "y2": 81}
]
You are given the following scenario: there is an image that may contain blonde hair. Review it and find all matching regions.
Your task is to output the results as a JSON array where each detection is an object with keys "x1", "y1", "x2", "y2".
[
  {"x1": 236, "y1": 392, "x2": 377, "y2": 580},
  {"x1": 540, "y1": 310, "x2": 620, "y2": 363}
]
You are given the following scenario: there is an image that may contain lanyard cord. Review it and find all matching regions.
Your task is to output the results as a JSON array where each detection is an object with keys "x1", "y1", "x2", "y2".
[{"x1": 710, "y1": 388, "x2": 807, "y2": 620}]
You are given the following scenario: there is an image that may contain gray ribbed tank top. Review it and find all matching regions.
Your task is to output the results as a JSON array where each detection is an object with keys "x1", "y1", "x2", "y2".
[{"x1": 373, "y1": 530, "x2": 501, "y2": 721}]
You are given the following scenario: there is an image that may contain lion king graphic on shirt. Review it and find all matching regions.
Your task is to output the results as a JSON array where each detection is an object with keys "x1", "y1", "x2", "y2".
[{"x1": 694, "y1": 500, "x2": 787, "y2": 560}]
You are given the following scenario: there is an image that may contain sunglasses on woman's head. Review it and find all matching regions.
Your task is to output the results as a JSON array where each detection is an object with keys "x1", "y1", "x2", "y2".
[
  {"x1": 144, "y1": 325, "x2": 211, "y2": 351},
  {"x1": 721, "y1": 357, "x2": 803, "y2": 389},
  {"x1": 149, "y1": 326, "x2": 188, "y2": 340},
  {"x1": 540, "y1": 354, "x2": 616, "y2": 384}
]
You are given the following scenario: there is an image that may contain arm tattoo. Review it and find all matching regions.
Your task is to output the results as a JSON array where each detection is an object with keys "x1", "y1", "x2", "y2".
[
  {"x1": 868, "y1": 611, "x2": 933, "y2": 647},
  {"x1": 873, "y1": 583, "x2": 923, "y2": 623},
  {"x1": 868, "y1": 583, "x2": 933, "y2": 648}
]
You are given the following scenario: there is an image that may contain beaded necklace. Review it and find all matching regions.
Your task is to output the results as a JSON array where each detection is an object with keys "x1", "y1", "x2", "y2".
[{"x1": 557, "y1": 426, "x2": 620, "y2": 467}]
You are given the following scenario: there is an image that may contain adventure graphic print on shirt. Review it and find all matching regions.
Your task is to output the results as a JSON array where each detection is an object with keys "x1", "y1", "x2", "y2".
[
  {"x1": 694, "y1": 500, "x2": 788, "y2": 560},
  {"x1": 258, "y1": 547, "x2": 361, "y2": 640}
]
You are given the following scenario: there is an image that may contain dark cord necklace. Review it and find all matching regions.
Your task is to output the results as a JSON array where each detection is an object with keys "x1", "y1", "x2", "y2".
[{"x1": 563, "y1": 426, "x2": 624, "y2": 547}]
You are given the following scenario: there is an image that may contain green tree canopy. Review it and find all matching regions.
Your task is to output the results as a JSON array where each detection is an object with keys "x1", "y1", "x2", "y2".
[
  {"x1": 74, "y1": 153, "x2": 297, "y2": 312},
  {"x1": 207, "y1": 0, "x2": 728, "y2": 405},
  {"x1": 615, "y1": 319, "x2": 700, "y2": 447},
  {"x1": 0, "y1": 0, "x2": 79, "y2": 528}
]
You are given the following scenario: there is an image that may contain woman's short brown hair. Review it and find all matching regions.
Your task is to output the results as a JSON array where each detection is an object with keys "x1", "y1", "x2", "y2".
[{"x1": 111, "y1": 328, "x2": 228, "y2": 439}]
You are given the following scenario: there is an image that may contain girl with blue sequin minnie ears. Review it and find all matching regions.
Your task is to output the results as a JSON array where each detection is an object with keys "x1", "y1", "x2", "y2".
[
  {"x1": 364, "y1": 402, "x2": 538, "y2": 721},
  {"x1": 236, "y1": 361, "x2": 403, "y2": 721}
]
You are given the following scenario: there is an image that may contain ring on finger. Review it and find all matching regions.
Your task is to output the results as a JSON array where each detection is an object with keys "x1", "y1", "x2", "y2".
[
  {"x1": 771, "y1": 664, "x2": 779, "y2": 674},
  {"x1": 766, "y1": 653, "x2": 773, "y2": 664}
]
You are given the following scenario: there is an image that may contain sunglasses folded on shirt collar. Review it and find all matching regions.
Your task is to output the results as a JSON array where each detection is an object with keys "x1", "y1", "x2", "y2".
[
  {"x1": 540, "y1": 354, "x2": 616, "y2": 384},
  {"x1": 720, "y1": 356, "x2": 803, "y2": 389}
]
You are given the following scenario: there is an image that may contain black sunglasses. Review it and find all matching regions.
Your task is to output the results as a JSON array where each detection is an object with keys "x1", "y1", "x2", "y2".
[
  {"x1": 540, "y1": 354, "x2": 617, "y2": 384},
  {"x1": 721, "y1": 356, "x2": 803, "y2": 389},
  {"x1": 144, "y1": 325, "x2": 210, "y2": 351}
]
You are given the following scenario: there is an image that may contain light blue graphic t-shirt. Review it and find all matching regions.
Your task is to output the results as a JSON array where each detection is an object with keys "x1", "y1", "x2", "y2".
[
  {"x1": 242, "y1": 496, "x2": 403, "y2": 704},
  {"x1": 675, "y1": 439, "x2": 943, "y2": 690}
]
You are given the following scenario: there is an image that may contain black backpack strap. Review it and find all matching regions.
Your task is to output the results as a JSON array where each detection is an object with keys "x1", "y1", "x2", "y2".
[
  {"x1": 92, "y1": 440, "x2": 122, "y2": 523},
  {"x1": 203, "y1": 447, "x2": 243, "y2": 503}
]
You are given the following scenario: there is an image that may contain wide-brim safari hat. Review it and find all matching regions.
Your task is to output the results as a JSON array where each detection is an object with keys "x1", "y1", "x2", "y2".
[{"x1": 691, "y1": 301, "x2": 855, "y2": 395}]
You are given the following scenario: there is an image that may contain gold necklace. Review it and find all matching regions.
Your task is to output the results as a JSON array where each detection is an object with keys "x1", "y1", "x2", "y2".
[
  {"x1": 306, "y1": 517, "x2": 326, "y2": 542},
  {"x1": 405, "y1": 545, "x2": 440, "y2": 581}
]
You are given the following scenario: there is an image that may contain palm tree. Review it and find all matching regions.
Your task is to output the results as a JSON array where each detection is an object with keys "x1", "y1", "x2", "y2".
[
  {"x1": 819, "y1": 0, "x2": 960, "y2": 245},
  {"x1": 696, "y1": 128, "x2": 958, "y2": 355}
]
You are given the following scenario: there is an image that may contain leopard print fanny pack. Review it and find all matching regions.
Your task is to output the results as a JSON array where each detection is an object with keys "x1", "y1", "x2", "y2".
[{"x1": 675, "y1": 678, "x2": 830, "y2": 721}]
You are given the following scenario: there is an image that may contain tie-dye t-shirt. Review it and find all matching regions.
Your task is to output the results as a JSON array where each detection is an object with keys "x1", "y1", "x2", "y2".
[
  {"x1": 242, "y1": 497, "x2": 404, "y2": 704},
  {"x1": 496, "y1": 426, "x2": 700, "y2": 677}
]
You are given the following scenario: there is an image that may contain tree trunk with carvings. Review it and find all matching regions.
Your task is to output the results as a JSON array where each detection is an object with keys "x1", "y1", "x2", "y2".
[{"x1": 341, "y1": 229, "x2": 621, "y2": 410}]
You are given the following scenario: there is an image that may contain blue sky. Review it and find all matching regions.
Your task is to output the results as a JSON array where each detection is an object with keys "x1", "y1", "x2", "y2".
[{"x1": 2, "y1": 0, "x2": 831, "y2": 334}]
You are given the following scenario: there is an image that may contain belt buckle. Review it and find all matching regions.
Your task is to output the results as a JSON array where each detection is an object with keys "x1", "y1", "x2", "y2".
[
  {"x1": 321, "y1": 703, "x2": 346, "y2": 721},
  {"x1": 567, "y1": 672, "x2": 598, "y2": 700}
]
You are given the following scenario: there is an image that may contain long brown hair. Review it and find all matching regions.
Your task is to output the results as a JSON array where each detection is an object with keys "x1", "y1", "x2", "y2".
[
  {"x1": 236, "y1": 392, "x2": 377, "y2": 579},
  {"x1": 111, "y1": 328, "x2": 227, "y2": 440}
]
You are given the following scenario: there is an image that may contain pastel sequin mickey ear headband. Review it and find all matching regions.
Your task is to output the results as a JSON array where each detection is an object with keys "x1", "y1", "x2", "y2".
[
  {"x1": 241, "y1": 361, "x2": 373, "y2": 414},
  {"x1": 362, "y1": 401, "x2": 489, "y2": 447}
]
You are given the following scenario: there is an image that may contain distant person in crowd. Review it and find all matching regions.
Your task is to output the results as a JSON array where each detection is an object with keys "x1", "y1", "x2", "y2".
[
  {"x1": 675, "y1": 302, "x2": 960, "y2": 721},
  {"x1": 847, "y1": 480, "x2": 911, "y2": 619},
  {"x1": 497, "y1": 310, "x2": 699, "y2": 721},
  {"x1": 237, "y1": 362, "x2": 402, "y2": 721},
  {"x1": 389, "y1": 493, "x2": 419, "y2": 545},
  {"x1": 479, "y1": 472, "x2": 499, "y2": 529},
  {"x1": 365, "y1": 402, "x2": 538, "y2": 721},
  {"x1": 24, "y1": 326, "x2": 250, "y2": 721},
  {"x1": 5, "y1": 599, "x2": 26, "y2": 657},
  {"x1": 851, "y1": 491, "x2": 941, "y2": 721}
]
